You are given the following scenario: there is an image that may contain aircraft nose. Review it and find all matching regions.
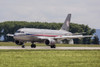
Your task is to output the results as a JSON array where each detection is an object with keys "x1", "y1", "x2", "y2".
[
  {"x1": 14, "y1": 33, "x2": 19, "y2": 36},
  {"x1": 14, "y1": 33, "x2": 21, "y2": 40}
]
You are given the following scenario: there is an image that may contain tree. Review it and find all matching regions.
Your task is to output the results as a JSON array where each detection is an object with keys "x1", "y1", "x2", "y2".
[{"x1": 92, "y1": 35, "x2": 99, "y2": 44}]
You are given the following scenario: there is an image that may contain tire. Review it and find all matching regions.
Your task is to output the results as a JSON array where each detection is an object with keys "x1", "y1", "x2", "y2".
[
  {"x1": 50, "y1": 45, "x2": 56, "y2": 48},
  {"x1": 53, "y1": 45, "x2": 56, "y2": 48},
  {"x1": 31, "y1": 44, "x2": 36, "y2": 48},
  {"x1": 22, "y1": 45, "x2": 25, "y2": 48}
]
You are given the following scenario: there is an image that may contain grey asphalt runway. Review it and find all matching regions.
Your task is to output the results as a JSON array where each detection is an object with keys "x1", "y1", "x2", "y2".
[{"x1": 0, "y1": 46, "x2": 100, "y2": 50}]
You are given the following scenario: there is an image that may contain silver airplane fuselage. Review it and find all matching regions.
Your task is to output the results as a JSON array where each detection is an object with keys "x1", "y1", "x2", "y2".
[{"x1": 14, "y1": 28, "x2": 72, "y2": 42}]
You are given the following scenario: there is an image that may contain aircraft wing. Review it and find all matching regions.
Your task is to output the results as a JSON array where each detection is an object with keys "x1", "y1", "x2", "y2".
[
  {"x1": 54, "y1": 35, "x2": 93, "y2": 40},
  {"x1": 37, "y1": 36, "x2": 54, "y2": 40},
  {"x1": 37, "y1": 35, "x2": 93, "y2": 40}
]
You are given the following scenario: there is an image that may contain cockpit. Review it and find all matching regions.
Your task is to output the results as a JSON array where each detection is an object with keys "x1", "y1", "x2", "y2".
[{"x1": 16, "y1": 31, "x2": 24, "y2": 33}]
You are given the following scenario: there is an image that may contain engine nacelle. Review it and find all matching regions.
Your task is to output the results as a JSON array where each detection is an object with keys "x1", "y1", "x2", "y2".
[
  {"x1": 68, "y1": 39, "x2": 74, "y2": 44},
  {"x1": 15, "y1": 40, "x2": 23, "y2": 45},
  {"x1": 45, "y1": 39, "x2": 56, "y2": 46}
]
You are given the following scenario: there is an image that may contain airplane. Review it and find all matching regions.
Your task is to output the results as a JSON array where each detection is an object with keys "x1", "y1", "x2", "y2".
[{"x1": 7, "y1": 14, "x2": 92, "y2": 48}]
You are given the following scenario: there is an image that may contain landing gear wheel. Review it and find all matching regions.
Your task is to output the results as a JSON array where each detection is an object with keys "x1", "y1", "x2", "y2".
[
  {"x1": 22, "y1": 45, "x2": 25, "y2": 48},
  {"x1": 50, "y1": 45, "x2": 56, "y2": 48},
  {"x1": 31, "y1": 44, "x2": 36, "y2": 48}
]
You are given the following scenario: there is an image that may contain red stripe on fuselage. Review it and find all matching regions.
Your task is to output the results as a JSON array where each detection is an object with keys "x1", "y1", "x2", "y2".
[{"x1": 32, "y1": 34, "x2": 58, "y2": 37}]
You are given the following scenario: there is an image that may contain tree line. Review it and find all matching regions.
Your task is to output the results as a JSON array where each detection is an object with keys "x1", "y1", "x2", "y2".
[{"x1": 0, "y1": 21, "x2": 99, "y2": 44}]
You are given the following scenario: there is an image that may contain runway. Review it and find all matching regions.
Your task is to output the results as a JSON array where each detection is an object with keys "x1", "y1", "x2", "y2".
[{"x1": 0, "y1": 46, "x2": 100, "y2": 50}]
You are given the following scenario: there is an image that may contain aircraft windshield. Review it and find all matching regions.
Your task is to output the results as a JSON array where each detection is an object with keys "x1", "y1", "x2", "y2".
[{"x1": 16, "y1": 31, "x2": 24, "y2": 33}]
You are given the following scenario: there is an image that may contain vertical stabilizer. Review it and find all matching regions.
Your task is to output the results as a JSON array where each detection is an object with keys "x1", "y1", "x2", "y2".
[{"x1": 60, "y1": 14, "x2": 71, "y2": 31}]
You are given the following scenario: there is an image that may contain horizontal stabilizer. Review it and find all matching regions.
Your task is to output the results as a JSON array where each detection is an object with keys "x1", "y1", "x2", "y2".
[{"x1": 7, "y1": 34, "x2": 14, "y2": 37}]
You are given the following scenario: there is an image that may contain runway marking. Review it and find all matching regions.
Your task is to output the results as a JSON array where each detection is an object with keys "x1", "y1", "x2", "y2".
[{"x1": 0, "y1": 46, "x2": 100, "y2": 50}]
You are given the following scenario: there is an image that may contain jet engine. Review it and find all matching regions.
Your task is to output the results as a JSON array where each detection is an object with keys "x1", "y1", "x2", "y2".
[
  {"x1": 45, "y1": 39, "x2": 56, "y2": 46},
  {"x1": 15, "y1": 40, "x2": 23, "y2": 45},
  {"x1": 68, "y1": 39, "x2": 74, "y2": 44}
]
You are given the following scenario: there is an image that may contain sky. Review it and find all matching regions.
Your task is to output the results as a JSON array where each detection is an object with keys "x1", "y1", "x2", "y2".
[{"x1": 0, "y1": 0, "x2": 100, "y2": 29}]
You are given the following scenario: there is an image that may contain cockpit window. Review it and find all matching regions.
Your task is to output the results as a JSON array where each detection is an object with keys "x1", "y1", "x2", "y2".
[
  {"x1": 21, "y1": 31, "x2": 24, "y2": 33},
  {"x1": 16, "y1": 31, "x2": 20, "y2": 33},
  {"x1": 16, "y1": 31, "x2": 24, "y2": 33}
]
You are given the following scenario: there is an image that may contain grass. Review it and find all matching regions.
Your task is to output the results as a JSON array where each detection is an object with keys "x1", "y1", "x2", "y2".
[
  {"x1": 0, "y1": 50, "x2": 100, "y2": 67},
  {"x1": 0, "y1": 42, "x2": 100, "y2": 67},
  {"x1": 0, "y1": 42, "x2": 100, "y2": 47}
]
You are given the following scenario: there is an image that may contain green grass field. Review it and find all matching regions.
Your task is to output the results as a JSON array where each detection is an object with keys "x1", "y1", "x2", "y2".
[
  {"x1": 0, "y1": 50, "x2": 100, "y2": 67},
  {"x1": 0, "y1": 42, "x2": 100, "y2": 67},
  {"x1": 0, "y1": 42, "x2": 100, "y2": 47}
]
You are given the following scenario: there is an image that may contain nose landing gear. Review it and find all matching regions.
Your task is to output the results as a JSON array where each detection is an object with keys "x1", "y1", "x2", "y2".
[{"x1": 22, "y1": 45, "x2": 25, "y2": 48}]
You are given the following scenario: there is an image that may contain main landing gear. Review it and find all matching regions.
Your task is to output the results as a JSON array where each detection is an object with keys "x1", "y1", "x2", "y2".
[
  {"x1": 31, "y1": 43, "x2": 36, "y2": 48},
  {"x1": 50, "y1": 45, "x2": 56, "y2": 48}
]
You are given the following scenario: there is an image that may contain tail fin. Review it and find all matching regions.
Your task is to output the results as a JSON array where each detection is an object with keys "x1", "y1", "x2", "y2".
[{"x1": 60, "y1": 14, "x2": 71, "y2": 31}]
